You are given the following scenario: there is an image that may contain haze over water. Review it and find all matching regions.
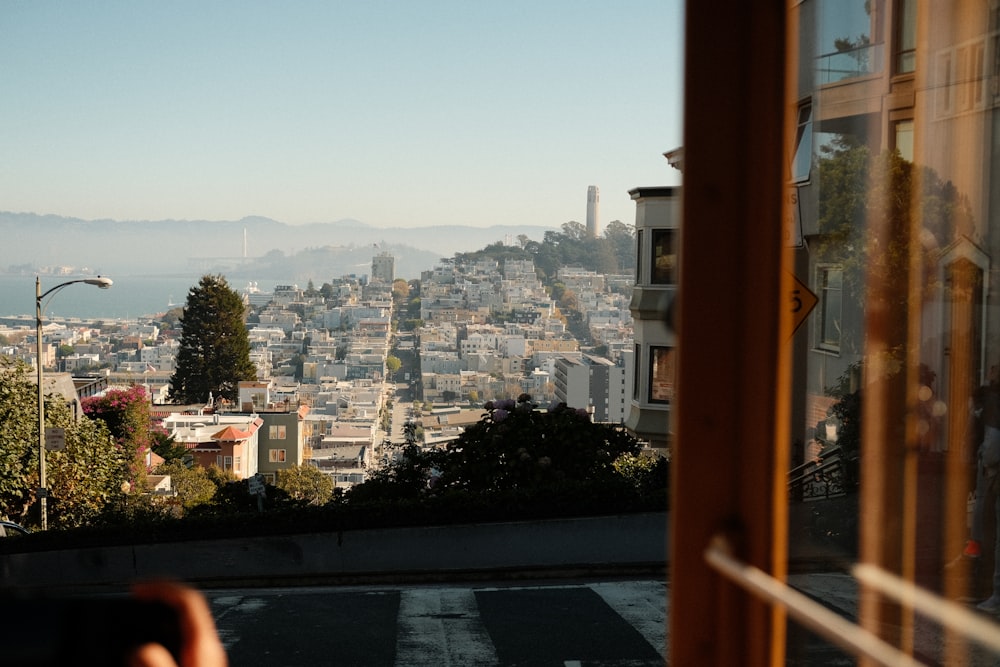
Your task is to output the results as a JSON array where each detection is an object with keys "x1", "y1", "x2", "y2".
[{"x1": 0, "y1": 275, "x2": 284, "y2": 321}]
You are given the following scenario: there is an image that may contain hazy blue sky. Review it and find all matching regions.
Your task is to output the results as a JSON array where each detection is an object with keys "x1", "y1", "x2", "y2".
[{"x1": 1, "y1": 1, "x2": 683, "y2": 229}]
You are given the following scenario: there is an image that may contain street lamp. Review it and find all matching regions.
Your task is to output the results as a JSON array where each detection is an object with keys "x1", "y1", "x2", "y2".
[{"x1": 36, "y1": 275, "x2": 113, "y2": 530}]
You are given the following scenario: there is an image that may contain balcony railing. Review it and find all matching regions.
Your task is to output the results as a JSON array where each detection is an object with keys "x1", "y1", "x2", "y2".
[
  {"x1": 787, "y1": 445, "x2": 851, "y2": 501},
  {"x1": 817, "y1": 42, "x2": 884, "y2": 84}
]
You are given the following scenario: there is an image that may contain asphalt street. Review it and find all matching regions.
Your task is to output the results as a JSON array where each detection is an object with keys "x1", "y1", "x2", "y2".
[{"x1": 204, "y1": 578, "x2": 668, "y2": 667}]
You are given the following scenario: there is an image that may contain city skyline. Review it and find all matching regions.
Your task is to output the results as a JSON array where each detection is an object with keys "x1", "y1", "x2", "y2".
[{"x1": 1, "y1": 1, "x2": 684, "y2": 230}]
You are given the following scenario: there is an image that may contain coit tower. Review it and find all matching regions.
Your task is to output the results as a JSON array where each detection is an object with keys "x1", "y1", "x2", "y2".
[{"x1": 586, "y1": 185, "x2": 600, "y2": 238}]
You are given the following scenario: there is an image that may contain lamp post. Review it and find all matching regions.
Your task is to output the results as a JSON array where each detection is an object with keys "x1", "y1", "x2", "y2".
[{"x1": 36, "y1": 275, "x2": 113, "y2": 530}]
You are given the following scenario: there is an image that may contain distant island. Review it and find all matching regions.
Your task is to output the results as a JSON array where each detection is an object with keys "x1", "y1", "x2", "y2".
[{"x1": 0, "y1": 212, "x2": 559, "y2": 282}]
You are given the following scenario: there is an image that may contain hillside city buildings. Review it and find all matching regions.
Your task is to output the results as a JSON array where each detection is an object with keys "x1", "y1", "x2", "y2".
[
  {"x1": 1, "y1": 181, "x2": 681, "y2": 492},
  {"x1": 0, "y1": 253, "x2": 633, "y2": 486}
]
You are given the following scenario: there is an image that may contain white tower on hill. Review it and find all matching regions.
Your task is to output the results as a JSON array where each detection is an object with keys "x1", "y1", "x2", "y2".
[{"x1": 586, "y1": 185, "x2": 600, "y2": 238}]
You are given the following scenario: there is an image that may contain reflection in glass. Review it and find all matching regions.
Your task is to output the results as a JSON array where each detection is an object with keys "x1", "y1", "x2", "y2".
[
  {"x1": 649, "y1": 346, "x2": 674, "y2": 404},
  {"x1": 651, "y1": 229, "x2": 677, "y2": 285},
  {"x1": 782, "y1": 0, "x2": 1000, "y2": 659}
]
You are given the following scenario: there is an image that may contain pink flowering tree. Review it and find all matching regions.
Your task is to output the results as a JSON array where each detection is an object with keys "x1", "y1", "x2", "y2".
[{"x1": 82, "y1": 385, "x2": 152, "y2": 488}]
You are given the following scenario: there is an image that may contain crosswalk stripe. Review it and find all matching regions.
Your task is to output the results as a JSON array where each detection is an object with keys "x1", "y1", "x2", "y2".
[
  {"x1": 396, "y1": 588, "x2": 500, "y2": 666},
  {"x1": 588, "y1": 581, "x2": 668, "y2": 656}
]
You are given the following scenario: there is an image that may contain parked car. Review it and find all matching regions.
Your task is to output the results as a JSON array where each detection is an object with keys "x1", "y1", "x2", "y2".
[{"x1": 0, "y1": 520, "x2": 29, "y2": 537}]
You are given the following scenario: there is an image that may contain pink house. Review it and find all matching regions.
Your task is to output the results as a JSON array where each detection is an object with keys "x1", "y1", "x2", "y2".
[{"x1": 189, "y1": 419, "x2": 262, "y2": 479}]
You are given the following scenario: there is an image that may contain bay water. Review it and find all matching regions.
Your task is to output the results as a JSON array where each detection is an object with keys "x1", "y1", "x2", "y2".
[{"x1": 0, "y1": 274, "x2": 285, "y2": 321}]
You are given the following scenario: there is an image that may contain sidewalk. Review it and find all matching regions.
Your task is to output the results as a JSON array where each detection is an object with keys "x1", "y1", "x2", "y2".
[{"x1": 788, "y1": 571, "x2": 1000, "y2": 666}]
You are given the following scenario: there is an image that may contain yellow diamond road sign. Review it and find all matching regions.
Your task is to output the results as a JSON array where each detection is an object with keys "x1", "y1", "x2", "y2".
[{"x1": 790, "y1": 274, "x2": 818, "y2": 336}]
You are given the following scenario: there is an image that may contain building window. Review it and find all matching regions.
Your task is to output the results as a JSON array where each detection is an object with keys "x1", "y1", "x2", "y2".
[
  {"x1": 648, "y1": 346, "x2": 675, "y2": 404},
  {"x1": 937, "y1": 50, "x2": 954, "y2": 116},
  {"x1": 817, "y1": 266, "x2": 843, "y2": 352},
  {"x1": 993, "y1": 6, "x2": 1000, "y2": 103},
  {"x1": 894, "y1": 119, "x2": 913, "y2": 162},
  {"x1": 269, "y1": 425, "x2": 287, "y2": 440},
  {"x1": 970, "y1": 41, "x2": 986, "y2": 109},
  {"x1": 223, "y1": 456, "x2": 233, "y2": 470},
  {"x1": 234, "y1": 456, "x2": 241, "y2": 472},
  {"x1": 957, "y1": 45, "x2": 972, "y2": 110},
  {"x1": 635, "y1": 229, "x2": 644, "y2": 283},
  {"x1": 268, "y1": 449, "x2": 286, "y2": 463},
  {"x1": 895, "y1": 0, "x2": 916, "y2": 73},
  {"x1": 633, "y1": 343, "x2": 641, "y2": 400},
  {"x1": 817, "y1": 0, "x2": 879, "y2": 83},
  {"x1": 792, "y1": 103, "x2": 812, "y2": 183},
  {"x1": 651, "y1": 229, "x2": 678, "y2": 285}
]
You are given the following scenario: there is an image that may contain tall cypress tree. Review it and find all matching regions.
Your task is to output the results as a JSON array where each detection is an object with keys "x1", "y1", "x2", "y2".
[{"x1": 169, "y1": 275, "x2": 257, "y2": 405}]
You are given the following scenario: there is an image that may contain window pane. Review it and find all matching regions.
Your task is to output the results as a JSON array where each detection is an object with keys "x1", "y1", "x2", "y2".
[
  {"x1": 817, "y1": 266, "x2": 842, "y2": 350},
  {"x1": 651, "y1": 229, "x2": 677, "y2": 285},
  {"x1": 633, "y1": 343, "x2": 641, "y2": 400},
  {"x1": 786, "y1": 0, "x2": 997, "y2": 660},
  {"x1": 793, "y1": 104, "x2": 813, "y2": 183},
  {"x1": 636, "y1": 229, "x2": 644, "y2": 283},
  {"x1": 817, "y1": 0, "x2": 882, "y2": 83},
  {"x1": 648, "y1": 346, "x2": 674, "y2": 404},
  {"x1": 894, "y1": 120, "x2": 914, "y2": 161},
  {"x1": 896, "y1": 0, "x2": 916, "y2": 73}
]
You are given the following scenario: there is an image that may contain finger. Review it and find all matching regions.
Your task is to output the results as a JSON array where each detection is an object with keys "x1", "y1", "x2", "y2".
[
  {"x1": 132, "y1": 581, "x2": 228, "y2": 667},
  {"x1": 128, "y1": 642, "x2": 178, "y2": 667}
]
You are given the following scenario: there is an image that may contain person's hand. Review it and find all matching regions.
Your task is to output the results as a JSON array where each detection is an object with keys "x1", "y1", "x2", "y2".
[{"x1": 128, "y1": 581, "x2": 228, "y2": 667}]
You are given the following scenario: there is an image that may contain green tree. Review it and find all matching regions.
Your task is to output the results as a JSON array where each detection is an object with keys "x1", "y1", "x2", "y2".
[
  {"x1": 159, "y1": 306, "x2": 184, "y2": 329},
  {"x1": 349, "y1": 395, "x2": 656, "y2": 506},
  {"x1": 561, "y1": 220, "x2": 588, "y2": 241},
  {"x1": 291, "y1": 353, "x2": 307, "y2": 382},
  {"x1": 558, "y1": 288, "x2": 580, "y2": 312},
  {"x1": 150, "y1": 431, "x2": 189, "y2": 463},
  {"x1": 46, "y1": 416, "x2": 133, "y2": 528},
  {"x1": 815, "y1": 140, "x2": 971, "y2": 358},
  {"x1": 276, "y1": 465, "x2": 334, "y2": 505},
  {"x1": 440, "y1": 396, "x2": 642, "y2": 492},
  {"x1": 603, "y1": 219, "x2": 636, "y2": 273},
  {"x1": 385, "y1": 355, "x2": 402, "y2": 379},
  {"x1": 155, "y1": 460, "x2": 217, "y2": 511},
  {"x1": 169, "y1": 275, "x2": 257, "y2": 404},
  {"x1": 205, "y1": 464, "x2": 239, "y2": 487},
  {"x1": 0, "y1": 359, "x2": 132, "y2": 527},
  {"x1": 391, "y1": 279, "x2": 410, "y2": 302}
]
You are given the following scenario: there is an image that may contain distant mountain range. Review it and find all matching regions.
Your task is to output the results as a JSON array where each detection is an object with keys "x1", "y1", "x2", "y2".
[{"x1": 0, "y1": 212, "x2": 558, "y2": 282}]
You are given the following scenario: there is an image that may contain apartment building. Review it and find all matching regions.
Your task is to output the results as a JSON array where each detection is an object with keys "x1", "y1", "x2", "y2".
[
  {"x1": 162, "y1": 412, "x2": 263, "y2": 480},
  {"x1": 625, "y1": 186, "x2": 680, "y2": 451},
  {"x1": 553, "y1": 353, "x2": 630, "y2": 424},
  {"x1": 371, "y1": 251, "x2": 395, "y2": 284},
  {"x1": 255, "y1": 407, "x2": 310, "y2": 483}
]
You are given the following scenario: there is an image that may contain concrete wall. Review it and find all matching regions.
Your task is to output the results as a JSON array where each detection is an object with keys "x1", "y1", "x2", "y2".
[{"x1": 1, "y1": 513, "x2": 668, "y2": 592}]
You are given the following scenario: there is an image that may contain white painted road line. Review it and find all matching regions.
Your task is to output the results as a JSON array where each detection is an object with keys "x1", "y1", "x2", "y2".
[
  {"x1": 211, "y1": 595, "x2": 269, "y2": 652},
  {"x1": 395, "y1": 588, "x2": 500, "y2": 667}
]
